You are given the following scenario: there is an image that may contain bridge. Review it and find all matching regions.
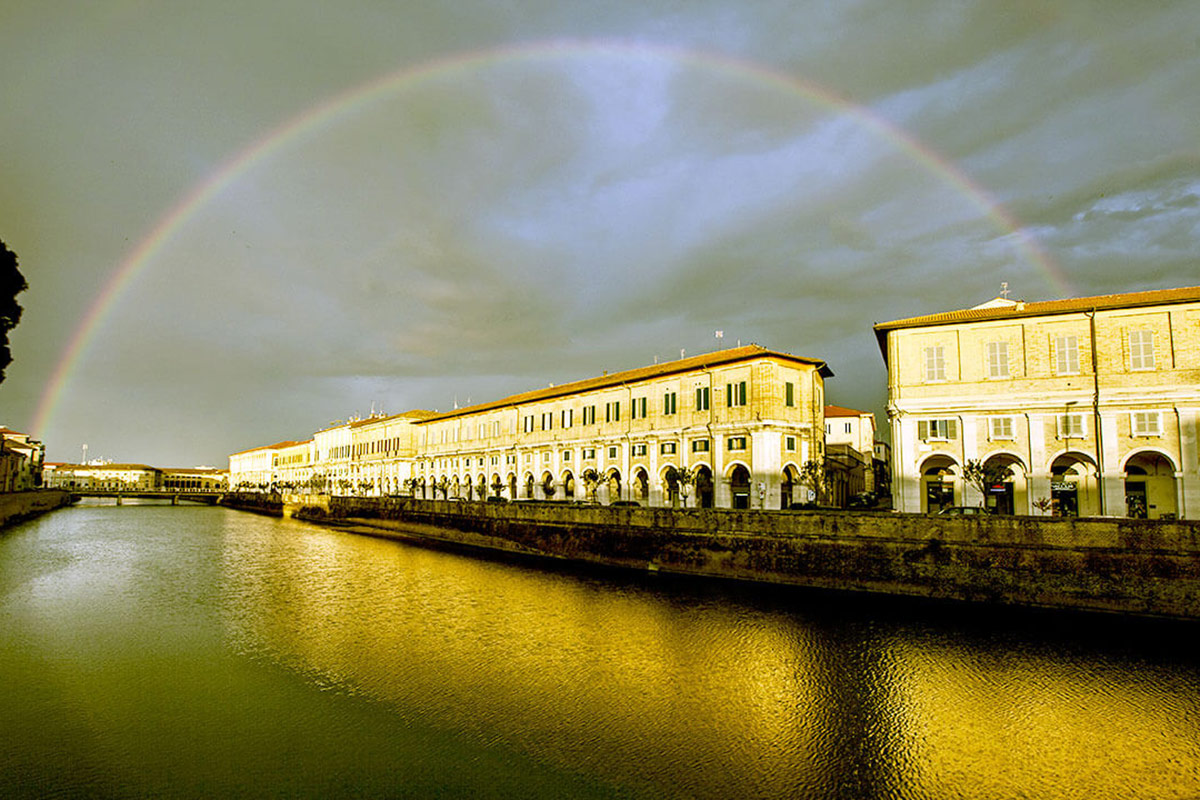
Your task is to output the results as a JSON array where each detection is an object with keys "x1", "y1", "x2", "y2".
[{"x1": 72, "y1": 490, "x2": 226, "y2": 506}]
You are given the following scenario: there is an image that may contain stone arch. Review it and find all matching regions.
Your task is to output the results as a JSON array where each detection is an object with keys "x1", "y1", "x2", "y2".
[
  {"x1": 490, "y1": 472, "x2": 503, "y2": 498},
  {"x1": 540, "y1": 470, "x2": 557, "y2": 500},
  {"x1": 632, "y1": 467, "x2": 649, "y2": 504},
  {"x1": 728, "y1": 463, "x2": 752, "y2": 509},
  {"x1": 919, "y1": 454, "x2": 959, "y2": 514},
  {"x1": 560, "y1": 470, "x2": 575, "y2": 500},
  {"x1": 694, "y1": 464, "x2": 715, "y2": 508},
  {"x1": 660, "y1": 464, "x2": 680, "y2": 507},
  {"x1": 605, "y1": 468, "x2": 622, "y2": 504},
  {"x1": 1122, "y1": 450, "x2": 1178, "y2": 519},
  {"x1": 523, "y1": 471, "x2": 536, "y2": 500},
  {"x1": 476, "y1": 473, "x2": 487, "y2": 500},
  {"x1": 781, "y1": 462, "x2": 802, "y2": 509},
  {"x1": 1048, "y1": 451, "x2": 1099, "y2": 517},
  {"x1": 980, "y1": 451, "x2": 1028, "y2": 515},
  {"x1": 507, "y1": 472, "x2": 517, "y2": 500}
]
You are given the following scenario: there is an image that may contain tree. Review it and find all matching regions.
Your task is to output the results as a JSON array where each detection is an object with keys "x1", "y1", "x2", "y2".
[
  {"x1": 1, "y1": 239, "x2": 28, "y2": 384},
  {"x1": 799, "y1": 460, "x2": 828, "y2": 504},
  {"x1": 581, "y1": 468, "x2": 603, "y2": 503},
  {"x1": 664, "y1": 465, "x2": 695, "y2": 508},
  {"x1": 963, "y1": 459, "x2": 1013, "y2": 508}
]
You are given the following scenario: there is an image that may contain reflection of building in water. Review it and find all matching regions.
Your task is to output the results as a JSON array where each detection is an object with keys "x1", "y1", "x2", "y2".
[
  {"x1": 230, "y1": 346, "x2": 835, "y2": 509},
  {"x1": 876, "y1": 286, "x2": 1200, "y2": 518}
]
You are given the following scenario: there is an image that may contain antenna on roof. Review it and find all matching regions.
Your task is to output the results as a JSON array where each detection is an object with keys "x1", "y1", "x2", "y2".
[
  {"x1": 1001, "y1": 282, "x2": 1010, "y2": 299},
  {"x1": 680, "y1": 348, "x2": 686, "y2": 359}
]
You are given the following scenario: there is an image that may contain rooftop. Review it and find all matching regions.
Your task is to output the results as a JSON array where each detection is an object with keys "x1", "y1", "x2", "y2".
[
  {"x1": 873, "y1": 285, "x2": 1200, "y2": 360},
  {"x1": 418, "y1": 345, "x2": 833, "y2": 423}
]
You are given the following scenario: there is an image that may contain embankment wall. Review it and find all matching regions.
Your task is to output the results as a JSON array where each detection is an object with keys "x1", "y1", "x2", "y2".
[
  {"x1": 0, "y1": 490, "x2": 73, "y2": 529},
  {"x1": 301, "y1": 498, "x2": 1200, "y2": 620}
]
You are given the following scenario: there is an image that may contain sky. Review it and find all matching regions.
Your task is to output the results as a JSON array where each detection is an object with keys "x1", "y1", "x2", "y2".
[{"x1": 1, "y1": 1, "x2": 1198, "y2": 467}]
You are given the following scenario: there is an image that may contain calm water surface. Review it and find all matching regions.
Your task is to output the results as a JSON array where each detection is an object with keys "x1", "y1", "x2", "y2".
[{"x1": 1, "y1": 502, "x2": 1198, "y2": 798}]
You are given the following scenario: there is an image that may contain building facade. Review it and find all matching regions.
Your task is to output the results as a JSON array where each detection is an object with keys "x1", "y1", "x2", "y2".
[
  {"x1": 413, "y1": 346, "x2": 831, "y2": 509},
  {"x1": 823, "y1": 405, "x2": 878, "y2": 504},
  {"x1": 0, "y1": 426, "x2": 44, "y2": 492},
  {"x1": 875, "y1": 287, "x2": 1200, "y2": 518},
  {"x1": 229, "y1": 345, "x2": 833, "y2": 510}
]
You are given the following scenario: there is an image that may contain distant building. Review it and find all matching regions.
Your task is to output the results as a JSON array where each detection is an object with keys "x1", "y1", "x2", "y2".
[
  {"x1": 0, "y1": 426, "x2": 44, "y2": 492},
  {"x1": 230, "y1": 345, "x2": 834, "y2": 509},
  {"x1": 822, "y1": 405, "x2": 879, "y2": 506},
  {"x1": 875, "y1": 286, "x2": 1200, "y2": 518},
  {"x1": 42, "y1": 463, "x2": 161, "y2": 491},
  {"x1": 161, "y1": 467, "x2": 227, "y2": 492}
]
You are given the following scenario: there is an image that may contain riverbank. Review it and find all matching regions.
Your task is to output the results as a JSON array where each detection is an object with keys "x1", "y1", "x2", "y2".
[
  {"x1": 0, "y1": 490, "x2": 73, "y2": 529},
  {"x1": 223, "y1": 494, "x2": 1200, "y2": 620}
]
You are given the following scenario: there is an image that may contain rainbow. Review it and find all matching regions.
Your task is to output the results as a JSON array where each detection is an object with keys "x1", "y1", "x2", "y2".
[{"x1": 32, "y1": 39, "x2": 1068, "y2": 440}]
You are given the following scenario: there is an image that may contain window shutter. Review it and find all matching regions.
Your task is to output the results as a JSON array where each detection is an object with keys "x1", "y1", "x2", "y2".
[
  {"x1": 947, "y1": 419, "x2": 958, "y2": 439},
  {"x1": 726, "y1": 383, "x2": 732, "y2": 407},
  {"x1": 918, "y1": 420, "x2": 928, "y2": 441}
]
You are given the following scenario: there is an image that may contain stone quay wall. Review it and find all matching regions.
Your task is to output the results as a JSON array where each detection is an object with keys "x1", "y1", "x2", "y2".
[
  {"x1": 0, "y1": 490, "x2": 73, "y2": 529},
  {"x1": 299, "y1": 498, "x2": 1200, "y2": 620}
]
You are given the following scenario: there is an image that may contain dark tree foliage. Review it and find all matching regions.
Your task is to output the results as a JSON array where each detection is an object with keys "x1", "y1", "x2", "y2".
[{"x1": 0, "y1": 239, "x2": 28, "y2": 384}]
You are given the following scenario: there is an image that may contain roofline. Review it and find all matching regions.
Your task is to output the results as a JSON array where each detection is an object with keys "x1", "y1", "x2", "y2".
[
  {"x1": 872, "y1": 285, "x2": 1200, "y2": 362},
  {"x1": 414, "y1": 345, "x2": 833, "y2": 424}
]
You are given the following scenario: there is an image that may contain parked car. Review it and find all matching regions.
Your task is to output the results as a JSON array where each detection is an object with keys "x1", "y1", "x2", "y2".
[{"x1": 937, "y1": 505, "x2": 989, "y2": 516}]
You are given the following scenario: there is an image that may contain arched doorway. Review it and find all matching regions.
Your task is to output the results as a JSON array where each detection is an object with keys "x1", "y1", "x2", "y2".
[
  {"x1": 524, "y1": 473, "x2": 535, "y2": 500},
  {"x1": 541, "y1": 471, "x2": 556, "y2": 500},
  {"x1": 476, "y1": 473, "x2": 487, "y2": 500},
  {"x1": 920, "y1": 455, "x2": 958, "y2": 513},
  {"x1": 1124, "y1": 452, "x2": 1177, "y2": 519},
  {"x1": 606, "y1": 469, "x2": 622, "y2": 504},
  {"x1": 695, "y1": 465, "x2": 714, "y2": 508},
  {"x1": 729, "y1": 464, "x2": 751, "y2": 509},
  {"x1": 490, "y1": 473, "x2": 503, "y2": 499},
  {"x1": 781, "y1": 464, "x2": 801, "y2": 509},
  {"x1": 633, "y1": 468, "x2": 649, "y2": 504},
  {"x1": 981, "y1": 453, "x2": 1027, "y2": 515},
  {"x1": 662, "y1": 466, "x2": 680, "y2": 507},
  {"x1": 561, "y1": 471, "x2": 575, "y2": 500},
  {"x1": 508, "y1": 472, "x2": 517, "y2": 500},
  {"x1": 1049, "y1": 453, "x2": 1099, "y2": 517}
]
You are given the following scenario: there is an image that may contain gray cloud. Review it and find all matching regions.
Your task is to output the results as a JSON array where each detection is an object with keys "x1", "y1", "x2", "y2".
[{"x1": 2, "y1": 0, "x2": 1198, "y2": 465}]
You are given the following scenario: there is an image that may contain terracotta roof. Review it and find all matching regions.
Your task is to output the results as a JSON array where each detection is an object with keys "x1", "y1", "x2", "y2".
[
  {"x1": 873, "y1": 285, "x2": 1200, "y2": 360},
  {"x1": 824, "y1": 404, "x2": 868, "y2": 418},
  {"x1": 229, "y1": 440, "x2": 307, "y2": 457},
  {"x1": 416, "y1": 345, "x2": 833, "y2": 423}
]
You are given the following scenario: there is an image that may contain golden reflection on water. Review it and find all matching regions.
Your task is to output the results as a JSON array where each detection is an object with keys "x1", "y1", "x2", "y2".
[{"x1": 217, "y1": 515, "x2": 1200, "y2": 799}]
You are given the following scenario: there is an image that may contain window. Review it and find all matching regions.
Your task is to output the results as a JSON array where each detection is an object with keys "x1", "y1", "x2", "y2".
[
  {"x1": 843, "y1": 422, "x2": 852, "y2": 434},
  {"x1": 1057, "y1": 413, "x2": 1086, "y2": 439},
  {"x1": 493, "y1": 420, "x2": 501, "y2": 437},
  {"x1": 726, "y1": 381, "x2": 747, "y2": 407},
  {"x1": 608, "y1": 446, "x2": 618, "y2": 459},
  {"x1": 562, "y1": 450, "x2": 572, "y2": 461},
  {"x1": 561, "y1": 408, "x2": 573, "y2": 428},
  {"x1": 491, "y1": 456, "x2": 498, "y2": 466},
  {"x1": 1055, "y1": 335, "x2": 1079, "y2": 375},
  {"x1": 924, "y1": 345, "x2": 946, "y2": 381},
  {"x1": 524, "y1": 453, "x2": 532, "y2": 464},
  {"x1": 987, "y1": 341, "x2": 1009, "y2": 378},
  {"x1": 663, "y1": 391, "x2": 677, "y2": 415},
  {"x1": 660, "y1": 442, "x2": 677, "y2": 455},
  {"x1": 825, "y1": 423, "x2": 831, "y2": 435},
  {"x1": 605, "y1": 401, "x2": 620, "y2": 422},
  {"x1": 989, "y1": 416, "x2": 1015, "y2": 440},
  {"x1": 631, "y1": 397, "x2": 647, "y2": 419},
  {"x1": 785, "y1": 436, "x2": 796, "y2": 451},
  {"x1": 695, "y1": 386, "x2": 710, "y2": 411},
  {"x1": 541, "y1": 412, "x2": 552, "y2": 431},
  {"x1": 727, "y1": 436, "x2": 747, "y2": 451},
  {"x1": 692, "y1": 439, "x2": 710, "y2": 453},
  {"x1": 582, "y1": 448, "x2": 595, "y2": 459},
  {"x1": 1131, "y1": 411, "x2": 1161, "y2": 437},
  {"x1": 478, "y1": 423, "x2": 487, "y2": 439},
  {"x1": 523, "y1": 415, "x2": 534, "y2": 433},
  {"x1": 632, "y1": 444, "x2": 647, "y2": 456},
  {"x1": 917, "y1": 419, "x2": 957, "y2": 441},
  {"x1": 583, "y1": 405, "x2": 596, "y2": 425},
  {"x1": 1130, "y1": 330, "x2": 1155, "y2": 371},
  {"x1": 785, "y1": 382, "x2": 795, "y2": 407}
]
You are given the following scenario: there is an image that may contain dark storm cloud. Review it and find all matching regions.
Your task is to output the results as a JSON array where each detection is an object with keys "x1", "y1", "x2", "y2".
[{"x1": 1, "y1": 0, "x2": 1197, "y2": 466}]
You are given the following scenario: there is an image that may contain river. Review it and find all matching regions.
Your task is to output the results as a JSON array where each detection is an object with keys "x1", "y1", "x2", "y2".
[{"x1": 1, "y1": 501, "x2": 1198, "y2": 798}]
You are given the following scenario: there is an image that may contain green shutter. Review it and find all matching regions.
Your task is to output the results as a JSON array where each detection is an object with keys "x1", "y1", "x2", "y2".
[
  {"x1": 947, "y1": 419, "x2": 957, "y2": 439},
  {"x1": 918, "y1": 420, "x2": 928, "y2": 440}
]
